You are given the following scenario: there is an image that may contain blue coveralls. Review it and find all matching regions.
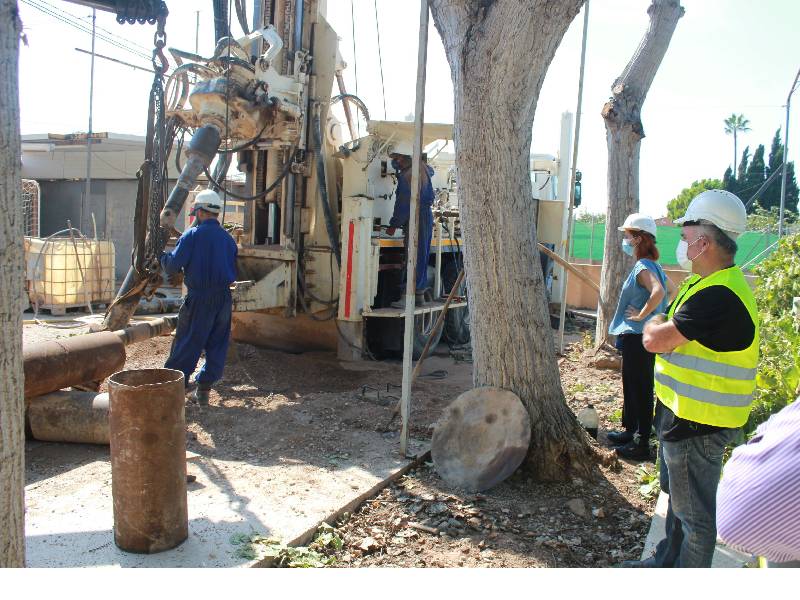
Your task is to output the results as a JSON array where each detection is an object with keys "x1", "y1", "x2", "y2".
[
  {"x1": 161, "y1": 218, "x2": 238, "y2": 387},
  {"x1": 390, "y1": 164, "x2": 435, "y2": 291}
]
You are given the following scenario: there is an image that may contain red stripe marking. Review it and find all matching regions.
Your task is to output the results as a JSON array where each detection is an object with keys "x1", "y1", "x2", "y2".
[{"x1": 344, "y1": 220, "x2": 355, "y2": 318}]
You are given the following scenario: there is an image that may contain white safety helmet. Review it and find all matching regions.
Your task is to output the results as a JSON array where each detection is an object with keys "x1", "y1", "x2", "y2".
[
  {"x1": 191, "y1": 189, "x2": 222, "y2": 215},
  {"x1": 617, "y1": 213, "x2": 657, "y2": 237},
  {"x1": 674, "y1": 189, "x2": 746, "y2": 240}
]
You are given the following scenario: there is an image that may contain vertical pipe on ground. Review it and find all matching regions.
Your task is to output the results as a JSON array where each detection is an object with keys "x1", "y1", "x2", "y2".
[{"x1": 109, "y1": 368, "x2": 188, "y2": 554}]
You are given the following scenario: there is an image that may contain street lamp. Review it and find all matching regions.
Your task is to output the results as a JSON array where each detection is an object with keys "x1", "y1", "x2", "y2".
[{"x1": 779, "y1": 67, "x2": 800, "y2": 238}]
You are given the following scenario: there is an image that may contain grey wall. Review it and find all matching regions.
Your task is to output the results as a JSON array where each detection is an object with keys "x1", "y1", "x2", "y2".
[{"x1": 38, "y1": 179, "x2": 183, "y2": 281}]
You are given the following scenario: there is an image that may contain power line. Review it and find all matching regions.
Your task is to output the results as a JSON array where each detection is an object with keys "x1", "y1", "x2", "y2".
[
  {"x1": 373, "y1": 0, "x2": 387, "y2": 120},
  {"x1": 75, "y1": 13, "x2": 151, "y2": 54},
  {"x1": 20, "y1": 0, "x2": 152, "y2": 62},
  {"x1": 350, "y1": 0, "x2": 360, "y2": 136}
]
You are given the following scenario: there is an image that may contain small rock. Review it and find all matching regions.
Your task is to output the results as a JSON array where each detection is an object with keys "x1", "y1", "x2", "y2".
[
  {"x1": 467, "y1": 517, "x2": 482, "y2": 528},
  {"x1": 447, "y1": 518, "x2": 463, "y2": 529},
  {"x1": 592, "y1": 507, "x2": 606, "y2": 519},
  {"x1": 427, "y1": 502, "x2": 448, "y2": 515},
  {"x1": 358, "y1": 537, "x2": 380, "y2": 553},
  {"x1": 500, "y1": 508, "x2": 511, "y2": 514},
  {"x1": 566, "y1": 498, "x2": 588, "y2": 518}
]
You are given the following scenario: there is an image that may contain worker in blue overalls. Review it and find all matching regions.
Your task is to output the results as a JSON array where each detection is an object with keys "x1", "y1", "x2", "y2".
[
  {"x1": 161, "y1": 189, "x2": 238, "y2": 404},
  {"x1": 386, "y1": 152, "x2": 435, "y2": 307}
]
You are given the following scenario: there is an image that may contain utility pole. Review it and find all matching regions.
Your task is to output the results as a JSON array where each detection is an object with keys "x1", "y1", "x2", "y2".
[
  {"x1": 558, "y1": 0, "x2": 590, "y2": 354},
  {"x1": 779, "y1": 67, "x2": 800, "y2": 238},
  {"x1": 83, "y1": 8, "x2": 96, "y2": 236},
  {"x1": 400, "y1": 0, "x2": 429, "y2": 458}
]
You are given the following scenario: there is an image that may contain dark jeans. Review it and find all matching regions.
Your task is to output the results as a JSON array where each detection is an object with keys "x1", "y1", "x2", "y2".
[
  {"x1": 651, "y1": 427, "x2": 738, "y2": 567},
  {"x1": 620, "y1": 333, "x2": 655, "y2": 439}
]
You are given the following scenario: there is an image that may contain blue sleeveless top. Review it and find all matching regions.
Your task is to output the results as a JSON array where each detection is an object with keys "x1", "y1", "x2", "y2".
[{"x1": 608, "y1": 259, "x2": 668, "y2": 336}]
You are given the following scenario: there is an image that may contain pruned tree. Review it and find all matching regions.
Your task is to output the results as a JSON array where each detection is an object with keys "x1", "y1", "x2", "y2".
[
  {"x1": 595, "y1": 0, "x2": 684, "y2": 341},
  {"x1": 429, "y1": 0, "x2": 599, "y2": 480},
  {"x1": 0, "y1": 0, "x2": 25, "y2": 568}
]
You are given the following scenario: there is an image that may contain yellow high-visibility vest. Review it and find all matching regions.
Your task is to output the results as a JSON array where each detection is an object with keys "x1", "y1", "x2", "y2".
[{"x1": 654, "y1": 266, "x2": 759, "y2": 428}]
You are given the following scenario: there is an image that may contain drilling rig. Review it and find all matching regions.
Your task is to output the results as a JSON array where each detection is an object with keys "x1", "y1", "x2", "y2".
[{"x1": 64, "y1": 0, "x2": 574, "y2": 361}]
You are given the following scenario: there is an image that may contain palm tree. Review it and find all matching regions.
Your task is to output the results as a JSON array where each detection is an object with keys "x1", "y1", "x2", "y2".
[{"x1": 724, "y1": 113, "x2": 751, "y2": 173}]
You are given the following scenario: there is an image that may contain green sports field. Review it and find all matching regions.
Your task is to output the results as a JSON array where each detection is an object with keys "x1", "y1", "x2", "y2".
[{"x1": 569, "y1": 222, "x2": 777, "y2": 268}]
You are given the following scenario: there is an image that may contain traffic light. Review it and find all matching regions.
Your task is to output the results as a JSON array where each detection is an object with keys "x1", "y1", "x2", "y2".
[{"x1": 573, "y1": 170, "x2": 582, "y2": 208}]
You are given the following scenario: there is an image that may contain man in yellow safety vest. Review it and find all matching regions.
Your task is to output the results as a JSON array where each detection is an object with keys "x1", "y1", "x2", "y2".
[{"x1": 623, "y1": 189, "x2": 759, "y2": 568}]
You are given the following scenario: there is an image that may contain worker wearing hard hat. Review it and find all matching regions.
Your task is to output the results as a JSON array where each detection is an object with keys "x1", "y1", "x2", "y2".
[
  {"x1": 606, "y1": 213, "x2": 673, "y2": 461},
  {"x1": 386, "y1": 152, "x2": 435, "y2": 307},
  {"x1": 161, "y1": 189, "x2": 238, "y2": 405},
  {"x1": 624, "y1": 189, "x2": 759, "y2": 568}
]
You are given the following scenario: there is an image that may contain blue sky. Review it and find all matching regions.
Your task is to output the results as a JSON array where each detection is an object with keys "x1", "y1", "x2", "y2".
[{"x1": 18, "y1": 0, "x2": 800, "y2": 218}]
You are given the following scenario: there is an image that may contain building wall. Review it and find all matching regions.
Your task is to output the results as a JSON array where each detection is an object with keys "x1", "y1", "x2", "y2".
[{"x1": 37, "y1": 179, "x2": 182, "y2": 281}]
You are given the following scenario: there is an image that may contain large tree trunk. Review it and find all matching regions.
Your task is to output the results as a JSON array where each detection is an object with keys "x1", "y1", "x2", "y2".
[
  {"x1": 430, "y1": 0, "x2": 596, "y2": 481},
  {"x1": 595, "y1": 0, "x2": 684, "y2": 341},
  {"x1": 0, "y1": 0, "x2": 25, "y2": 568}
]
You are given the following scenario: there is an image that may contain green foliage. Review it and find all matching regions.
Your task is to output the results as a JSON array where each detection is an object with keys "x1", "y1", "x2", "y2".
[
  {"x1": 724, "y1": 129, "x2": 799, "y2": 214},
  {"x1": 747, "y1": 205, "x2": 798, "y2": 232},
  {"x1": 636, "y1": 461, "x2": 661, "y2": 500},
  {"x1": 229, "y1": 524, "x2": 343, "y2": 567},
  {"x1": 609, "y1": 408, "x2": 622, "y2": 424},
  {"x1": 569, "y1": 382, "x2": 587, "y2": 394},
  {"x1": 724, "y1": 113, "x2": 751, "y2": 138},
  {"x1": 666, "y1": 179, "x2": 723, "y2": 220},
  {"x1": 748, "y1": 233, "x2": 800, "y2": 434},
  {"x1": 575, "y1": 211, "x2": 606, "y2": 224}
]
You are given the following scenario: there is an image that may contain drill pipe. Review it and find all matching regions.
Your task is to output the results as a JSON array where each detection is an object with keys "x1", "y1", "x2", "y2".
[
  {"x1": 23, "y1": 316, "x2": 177, "y2": 400},
  {"x1": 102, "y1": 124, "x2": 221, "y2": 331}
]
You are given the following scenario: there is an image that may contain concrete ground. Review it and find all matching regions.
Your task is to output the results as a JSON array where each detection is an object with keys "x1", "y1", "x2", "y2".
[
  {"x1": 25, "y1": 437, "x2": 427, "y2": 567},
  {"x1": 23, "y1": 311, "x2": 434, "y2": 567},
  {"x1": 641, "y1": 491, "x2": 751, "y2": 567}
]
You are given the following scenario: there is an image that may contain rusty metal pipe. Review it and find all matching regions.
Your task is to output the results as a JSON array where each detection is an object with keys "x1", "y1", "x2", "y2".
[
  {"x1": 113, "y1": 316, "x2": 177, "y2": 346},
  {"x1": 23, "y1": 316, "x2": 177, "y2": 400},
  {"x1": 27, "y1": 391, "x2": 109, "y2": 444},
  {"x1": 109, "y1": 368, "x2": 188, "y2": 553},
  {"x1": 24, "y1": 331, "x2": 126, "y2": 401}
]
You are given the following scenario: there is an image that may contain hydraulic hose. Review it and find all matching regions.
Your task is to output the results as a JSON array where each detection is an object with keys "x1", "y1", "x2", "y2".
[{"x1": 313, "y1": 112, "x2": 341, "y2": 267}]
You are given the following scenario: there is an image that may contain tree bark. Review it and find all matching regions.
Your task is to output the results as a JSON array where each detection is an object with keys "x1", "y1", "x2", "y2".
[
  {"x1": 430, "y1": 0, "x2": 597, "y2": 480},
  {"x1": 595, "y1": 0, "x2": 684, "y2": 341},
  {"x1": 0, "y1": 0, "x2": 25, "y2": 568}
]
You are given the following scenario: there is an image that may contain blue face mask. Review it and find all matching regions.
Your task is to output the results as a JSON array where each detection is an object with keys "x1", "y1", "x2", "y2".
[{"x1": 621, "y1": 239, "x2": 635, "y2": 256}]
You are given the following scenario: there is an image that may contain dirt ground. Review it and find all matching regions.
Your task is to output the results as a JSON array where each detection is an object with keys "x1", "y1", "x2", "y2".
[
  {"x1": 321, "y1": 319, "x2": 655, "y2": 568},
  {"x1": 24, "y1": 314, "x2": 655, "y2": 568}
]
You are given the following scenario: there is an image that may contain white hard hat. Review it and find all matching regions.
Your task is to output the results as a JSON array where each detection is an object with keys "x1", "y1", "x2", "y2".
[
  {"x1": 192, "y1": 189, "x2": 222, "y2": 214},
  {"x1": 617, "y1": 213, "x2": 657, "y2": 237},
  {"x1": 674, "y1": 189, "x2": 746, "y2": 239}
]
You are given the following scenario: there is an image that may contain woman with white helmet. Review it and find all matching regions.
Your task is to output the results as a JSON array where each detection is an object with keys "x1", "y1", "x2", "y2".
[{"x1": 606, "y1": 213, "x2": 675, "y2": 460}]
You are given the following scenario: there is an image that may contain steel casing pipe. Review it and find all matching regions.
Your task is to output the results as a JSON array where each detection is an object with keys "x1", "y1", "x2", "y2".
[{"x1": 109, "y1": 368, "x2": 188, "y2": 553}]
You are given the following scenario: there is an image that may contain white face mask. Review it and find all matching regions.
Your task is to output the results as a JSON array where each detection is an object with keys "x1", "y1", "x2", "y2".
[{"x1": 676, "y1": 237, "x2": 705, "y2": 271}]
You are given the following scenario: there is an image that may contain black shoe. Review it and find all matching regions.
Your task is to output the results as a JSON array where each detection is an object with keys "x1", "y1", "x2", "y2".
[
  {"x1": 606, "y1": 430, "x2": 634, "y2": 445},
  {"x1": 615, "y1": 439, "x2": 651, "y2": 461}
]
